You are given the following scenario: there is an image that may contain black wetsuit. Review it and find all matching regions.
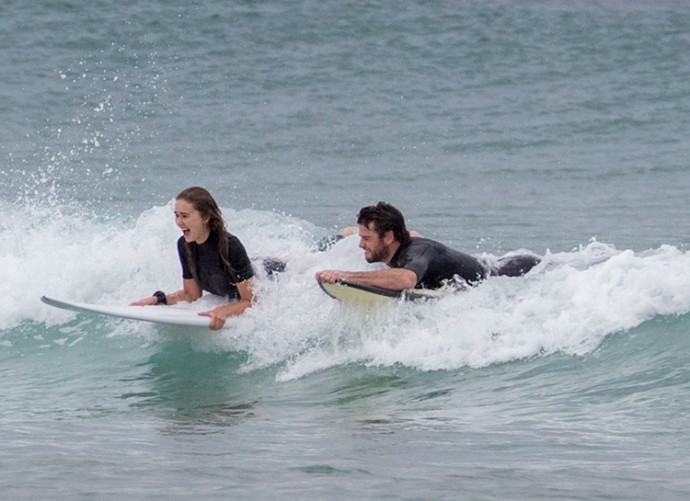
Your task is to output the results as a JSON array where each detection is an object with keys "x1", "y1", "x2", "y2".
[
  {"x1": 389, "y1": 237, "x2": 486, "y2": 288},
  {"x1": 177, "y1": 232, "x2": 255, "y2": 300},
  {"x1": 389, "y1": 237, "x2": 541, "y2": 289}
]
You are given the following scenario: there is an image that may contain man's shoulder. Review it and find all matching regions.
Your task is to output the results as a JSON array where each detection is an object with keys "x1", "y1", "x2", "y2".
[
  {"x1": 403, "y1": 237, "x2": 477, "y2": 262},
  {"x1": 396, "y1": 237, "x2": 441, "y2": 261},
  {"x1": 403, "y1": 237, "x2": 447, "y2": 252}
]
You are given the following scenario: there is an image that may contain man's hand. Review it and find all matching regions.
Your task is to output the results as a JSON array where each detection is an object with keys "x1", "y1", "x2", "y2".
[{"x1": 315, "y1": 269, "x2": 346, "y2": 283}]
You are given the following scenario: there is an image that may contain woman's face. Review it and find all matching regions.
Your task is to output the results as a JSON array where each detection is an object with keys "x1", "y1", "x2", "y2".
[{"x1": 174, "y1": 198, "x2": 210, "y2": 244}]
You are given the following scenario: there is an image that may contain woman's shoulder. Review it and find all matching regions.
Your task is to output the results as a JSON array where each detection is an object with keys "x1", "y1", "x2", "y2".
[{"x1": 221, "y1": 231, "x2": 240, "y2": 245}]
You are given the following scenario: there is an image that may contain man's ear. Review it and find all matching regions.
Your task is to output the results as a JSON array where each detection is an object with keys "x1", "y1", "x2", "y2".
[{"x1": 383, "y1": 230, "x2": 395, "y2": 245}]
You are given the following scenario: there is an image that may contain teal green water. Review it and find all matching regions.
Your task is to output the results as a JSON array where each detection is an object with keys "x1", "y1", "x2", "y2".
[{"x1": 2, "y1": 1, "x2": 690, "y2": 499}]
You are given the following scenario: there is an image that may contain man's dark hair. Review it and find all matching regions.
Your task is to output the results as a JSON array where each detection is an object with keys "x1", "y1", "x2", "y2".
[{"x1": 357, "y1": 202, "x2": 410, "y2": 243}]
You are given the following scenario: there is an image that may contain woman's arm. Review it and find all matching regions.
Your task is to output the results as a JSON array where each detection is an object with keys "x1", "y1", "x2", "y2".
[{"x1": 129, "y1": 278, "x2": 202, "y2": 306}]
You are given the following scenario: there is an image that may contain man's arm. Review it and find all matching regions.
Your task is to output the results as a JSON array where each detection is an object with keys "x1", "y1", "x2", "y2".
[{"x1": 315, "y1": 268, "x2": 418, "y2": 291}]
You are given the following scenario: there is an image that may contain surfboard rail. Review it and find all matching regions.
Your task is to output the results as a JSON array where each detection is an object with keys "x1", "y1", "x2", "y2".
[
  {"x1": 318, "y1": 280, "x2": 449, "y2": 305},
  {"x1": 41, "y1": 296, "x2": 214, "y2": 328}
]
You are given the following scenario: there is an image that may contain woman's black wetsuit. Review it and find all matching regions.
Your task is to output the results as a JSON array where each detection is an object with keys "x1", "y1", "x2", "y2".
[{"x1": 177, "y1": 232, "x2": 255, "y2": 300}]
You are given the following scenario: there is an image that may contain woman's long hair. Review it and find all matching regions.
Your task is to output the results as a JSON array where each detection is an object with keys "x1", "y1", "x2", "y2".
[{"x1": 176, "y1": 186, "x2": 237, "y2": 282}]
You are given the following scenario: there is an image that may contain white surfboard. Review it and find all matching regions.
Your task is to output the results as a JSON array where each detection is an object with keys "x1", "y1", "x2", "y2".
[
  {"x1": 41, "y1": 296, "x2": 215, "y2": 328},
  {"x1": 318, "y1": 280, "x2": 449, "y2": 305}
]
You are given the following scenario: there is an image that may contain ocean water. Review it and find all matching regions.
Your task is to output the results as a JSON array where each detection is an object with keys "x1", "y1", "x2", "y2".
[{"x1": 2, "y1": 0, "x2": 690, "y2": 499}]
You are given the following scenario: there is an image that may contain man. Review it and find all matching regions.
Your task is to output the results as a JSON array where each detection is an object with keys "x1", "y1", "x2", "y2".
[{"x1": 315, "y1": 202, "x2": 540, "y2": 291}]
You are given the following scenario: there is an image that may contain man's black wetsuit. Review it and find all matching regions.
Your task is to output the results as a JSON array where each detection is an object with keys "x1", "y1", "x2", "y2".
[
  {"x1": 177, "y1": 232, "x2": 255, "y2": 300},
  {"x1": 389, "y1": 237, "x2": 486, "y2": 289},
  {"x1": 388, "y1": 237, "x2": 541, "y2": 289}
]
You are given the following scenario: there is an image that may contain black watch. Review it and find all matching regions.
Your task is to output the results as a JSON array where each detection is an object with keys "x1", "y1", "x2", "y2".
[{"x1": 153, "y1": 290, "x2": 167, "y2": 305}]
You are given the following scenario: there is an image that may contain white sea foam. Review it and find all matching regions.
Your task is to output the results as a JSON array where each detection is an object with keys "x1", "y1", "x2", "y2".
[{"x1": 6, "y1": 201, "x2": 690, "y2": 379}]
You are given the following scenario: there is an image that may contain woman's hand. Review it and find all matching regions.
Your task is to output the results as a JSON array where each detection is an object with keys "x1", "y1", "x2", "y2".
[
  {"x1": 197, "y1": 279, "x2": 255, "y2": 330},
  {"x1": 198, "y1": 305, "x2": 231, "y2": 331}
]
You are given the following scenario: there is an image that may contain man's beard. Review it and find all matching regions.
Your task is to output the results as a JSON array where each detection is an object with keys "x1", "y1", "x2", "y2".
[{"x1": 365, "y1": 243, "x2": 389, "y2": 263}]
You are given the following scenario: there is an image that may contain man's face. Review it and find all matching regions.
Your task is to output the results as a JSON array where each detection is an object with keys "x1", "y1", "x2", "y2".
[{"x1": 358, "y1": 223, "x2": 393, "y2": 263}]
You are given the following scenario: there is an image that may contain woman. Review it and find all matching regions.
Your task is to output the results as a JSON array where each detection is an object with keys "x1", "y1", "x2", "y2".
[{"x1": 131, "y1": 187, "x2": 255, "y2": 330}]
